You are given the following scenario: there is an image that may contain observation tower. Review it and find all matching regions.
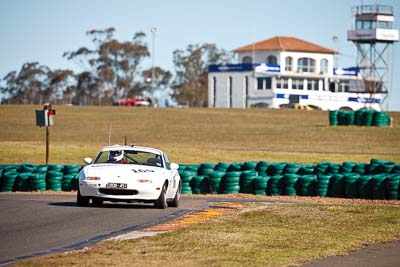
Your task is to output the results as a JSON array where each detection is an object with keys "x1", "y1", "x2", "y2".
[{"x1": 348, "y1": 3, "x2": 399, "y2": 108}]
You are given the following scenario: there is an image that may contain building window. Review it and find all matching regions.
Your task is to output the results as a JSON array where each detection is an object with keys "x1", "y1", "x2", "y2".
[
  {"x1": 257, "y1": 78, "x2": 264, "y2": 90},
  {"x1": 292, "y1": 78, "x2": 304, "y2": 90},
  {"x1": 229, "y1": 76, "x2": 233, "y2": 107},
  {"x1": 320, "y1": 59, "x2": 328, "y2": 74},
  {"x1": 257, "y1": 77, "x2": 272, "y2": 90},
  {"x1": 285, "y1": 57, "x2": 293, "y2": 71},
  {"x1": 277, "y1": 78, "x2": 289, "y2": 89},
  {"x1": 298, "y1": 58, "x2": 316, "y2": 73},
  {"x1": 213, "y1": 76, "x2": 217, "y2": 107},
  {"x1": 338, "y1": 80, "x2": 350, "y2": 92},
  {"x1": 242, "y1": 56, "x2": 252, "y2": 64},
  {"x1": 267, "y1": 55, "x2": 277, "y2": 65},
  {"x1": 307, "y1": 79, "x2": 319, "y2": 91},
  {"x1": 265, "y1": 77, "x2": 271, "y2": 89}
]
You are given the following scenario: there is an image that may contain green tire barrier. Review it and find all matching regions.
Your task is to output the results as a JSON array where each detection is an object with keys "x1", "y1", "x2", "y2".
[
  {"x1": 329, "y1": 174, "x2": 345, "y2": 198},
  {"x1": 385, "y1": 174, "x2": 400, "y2": 200},
  {"x1": 268, "y1": 163, "x2": 286, "y2": 176},
  {"x1": 241, "y1": 161, "x2": 257, "y2": 171},
  {"x1": 46, "y1": 170, "x2": 63, "y2": 191},
  {"x1": 344, "y1": 173, "x2": 361, "y2": 198},
  {"x1": 299, "y1": 175, "x2": 316, "y2": 196},
  {"x1": 215, "y1": 162, "x2": 230, "y2": 171},
  {"x1": 16, "y1": 172, "x2": 32, "y2": 192},
  {"x1": 191, "y1": 175, "x2": 209, "y2": 194},
  {"x1": 227, "y1": 163, "x2": 242, "y2": 172},
  {"x1": 253, "y1": 176, "x2": 269, "y2": 195},
  {"x1": 357, "y1": 175, "x2": 373, "y2": 199},
  {"x1": 1, "y1": 159, "x2": 399, "y2": 199},
  {"x1": 48, "y1": 164, "x2": 64, "y2": 172},
  {"x1": 62, "y1": 173, "x2": 78, "y2": 191},
  {"x1": 330, "y1": 109, "x2": 390, "y2": 127},
  {"x1": 36, "y1": 165, "x2": 49, "y2": 173},
  {"x1": 178, "y1": 169, "x2": 195, "y2": 194},
  {"x1": 20, "y1": 162, "x2": 37, "y2": 173},
  {"x1": 268, "y1": 175, "x2": 284, "y2": 196},
  {"x1": 284, "y1": 174, "x2": 299, "y2": 196},
  {"x1": 209, "y1": 171, "x2": 225, "y2": 194},
  {"x1": 316, "y1": 175, "x2": 331, "y2": 197},
  {"x1": 240, "y1": 171, "x2": 256, "y2": 194},
  {"x1": 30, "y1": 173, "x2": 47, "y2": 191},
  {"x1": 329, "y1": 110, "x2": 338, "y2": 126},
  {"x1": 256, "y1": 161, "x2": 270, "y2": 175},
  {"x1": 1, "y1": 172, "x2": 18, "y2": 192},
  {"x1": 372, "y1": 174, "x2": 387, "y2": 200},
  {"x1": 222, "y1": 172, "x2": 241, "y2": 194}
]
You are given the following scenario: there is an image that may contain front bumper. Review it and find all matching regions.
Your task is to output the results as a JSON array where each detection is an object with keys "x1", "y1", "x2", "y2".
[{"x1": 79, "y1": 181, "x2": 162, "y2": 201}]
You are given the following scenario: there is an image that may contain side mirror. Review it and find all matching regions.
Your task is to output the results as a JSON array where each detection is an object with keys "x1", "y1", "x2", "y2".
[
  {"x1": 83, "y1": 157, "x2": 93, "y2": 165},
  {"x1": 170, "y1": 163, "x2": 179, "y2": 170}
]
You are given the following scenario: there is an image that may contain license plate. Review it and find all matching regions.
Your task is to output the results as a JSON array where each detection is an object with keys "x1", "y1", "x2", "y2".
[{"x1": 106, "y1": 183, "x2": 128, "y2": 189}]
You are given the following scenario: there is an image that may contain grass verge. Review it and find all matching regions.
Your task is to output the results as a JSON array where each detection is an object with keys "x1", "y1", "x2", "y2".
[{"x1": 13, "y1": 201, "x2": 400, "y2": 267}]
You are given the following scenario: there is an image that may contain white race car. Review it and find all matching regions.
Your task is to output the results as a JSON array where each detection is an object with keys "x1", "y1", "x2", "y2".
[{"x1": 77, "y1": 145, "x2": 181, "y2": 209}]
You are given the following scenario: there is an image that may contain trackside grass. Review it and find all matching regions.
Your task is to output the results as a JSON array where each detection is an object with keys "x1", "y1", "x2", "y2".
[
  {"x1": 2, "y1": 105, "x2": 400, "y2": 266},
  {"x1": 13, "y1": 201, "x2": 400, "y2": 267},
  {"x1": 0, "y1": 105, "x2": 399, "y2": 164}
]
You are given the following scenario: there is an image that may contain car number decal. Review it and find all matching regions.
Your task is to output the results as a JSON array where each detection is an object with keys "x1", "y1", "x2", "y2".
[
  {"x1": 106, "y1": 183, "x2": 128, "y2": 189},
  {"x1": 131, "y1": 169, "x2": 155, "y2": 173}
]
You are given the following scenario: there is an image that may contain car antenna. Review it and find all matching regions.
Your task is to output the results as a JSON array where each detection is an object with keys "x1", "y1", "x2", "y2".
[{"x1": 124, "y1": 136, "x2": 127, "y2": 145}]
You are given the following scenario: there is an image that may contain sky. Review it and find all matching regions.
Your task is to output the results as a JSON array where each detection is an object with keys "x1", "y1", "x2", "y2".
[{"x1": 0, "y1": 0, "x2": 399, "y2": 110}]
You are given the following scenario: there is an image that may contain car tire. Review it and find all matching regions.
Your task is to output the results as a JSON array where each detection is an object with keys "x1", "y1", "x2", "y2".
[
  {"x1": 77, "y1": 188, "x2": 89, "y2": 207},
  {"x1": 154, "y1": 183, "x2": 167, "y2": 209},
  {"x1": 168, "y1": 182, "x2": 181, "y2": 208},
  {"x1": 92, "y1": 198, "x2": 104, "y2": 207}
]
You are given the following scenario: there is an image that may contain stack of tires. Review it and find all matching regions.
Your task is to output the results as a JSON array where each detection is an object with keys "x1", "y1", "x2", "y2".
[
  {"x1": 1, "y1": 166, "x2": 19, "y2": 192},
  {"x1": 191, "y1": 175, "x2": 209, "y2": 194},
  {"x1": 254, "y1": 176, "x2": 269, "y2": 195},
  {"x1": 316, "y1": 175, "x2": 331, "y2": 197},
  {"x1": 298, "y1": 175, "x2": 316, "y2": 196},
  {"x1": 284, "y1": 174, "x2": 299, "y2": 196},
  {"x1": 178, "y1": 168, "x2": 196, "y2": 194},
  {"x1": 373, "y1": 112, "x2": 390, "y2": 127},
  {"x1": 330, "y1": 109, "x2": 390, "y2": 127},
  {"x1": 240, "y1": 170, "x2": 257, "y2": 194},
  {"x1": 63, "y1": 164, "x2": 81, "y2": 191},
  {"x1": 46, "y1": 165, "x2": 64, "y2": 191},
  {"x1": 222, "y1": 172, "x2": 241, "y2": 194},
  {"x1": 208, "y1": 171, "x2": 225, "y2": 194},
  {"x1": 329, "y1": 110, "x2": 339, "y2": 126}
]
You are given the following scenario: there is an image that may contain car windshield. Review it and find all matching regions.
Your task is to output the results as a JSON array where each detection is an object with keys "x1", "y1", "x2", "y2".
[{"x1": 93, "y1": 150, "x2": 163, "y2": 167}]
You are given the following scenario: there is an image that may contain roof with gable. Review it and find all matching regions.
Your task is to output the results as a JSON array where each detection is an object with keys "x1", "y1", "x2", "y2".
[{"x1": 233, "y1": 36, "x2": 336, "y2": 54}]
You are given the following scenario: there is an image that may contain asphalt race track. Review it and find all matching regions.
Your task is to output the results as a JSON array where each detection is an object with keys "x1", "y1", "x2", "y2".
[{"x1": 0, "y1": 193, "x2": 210, "y2": 265}]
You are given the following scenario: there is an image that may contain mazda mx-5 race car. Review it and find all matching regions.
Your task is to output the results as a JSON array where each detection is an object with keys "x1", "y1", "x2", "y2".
[{"x1": 77, "y1": 145, "x2": 181, "y2": 209}]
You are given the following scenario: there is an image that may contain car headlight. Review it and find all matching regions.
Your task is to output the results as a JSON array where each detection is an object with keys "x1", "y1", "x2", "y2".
[
  {"x1": 137, "y1": 179, "x2": 152, "y2": 184},
  {"x1": 86, "y1": 176, "x2": 101, "y2": 181}
]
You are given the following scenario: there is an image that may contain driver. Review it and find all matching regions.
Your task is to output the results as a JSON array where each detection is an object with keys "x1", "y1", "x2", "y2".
[{"x1": 108, "y1": 150, "x2": 125, "y2": 163}]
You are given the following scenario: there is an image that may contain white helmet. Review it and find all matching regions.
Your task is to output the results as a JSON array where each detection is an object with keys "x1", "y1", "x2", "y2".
[{"x1": 109, "y1": 150, "x2": 124, "y2": 162}]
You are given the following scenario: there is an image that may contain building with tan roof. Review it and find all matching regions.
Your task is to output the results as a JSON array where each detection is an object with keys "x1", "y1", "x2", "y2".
[{"x1": 208, "y1": 35, "x2": 383, "y2": 111}]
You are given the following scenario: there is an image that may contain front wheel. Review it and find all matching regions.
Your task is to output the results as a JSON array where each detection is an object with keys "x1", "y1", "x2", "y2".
[
  {"x1": 168, "y1": 182, "x2": 181, "y2": 208},
  {"x1": 154, "y1": 183, "x2": 167, "y2": 209},
  {"x1": 92, "y1": 198, "x2": 104, "y2": 207},
  {"x1": 77, "y1": 188, "x2": 89, "y2": 207}
]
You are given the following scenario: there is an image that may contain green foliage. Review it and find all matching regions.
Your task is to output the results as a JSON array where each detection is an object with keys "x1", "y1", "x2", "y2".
[{"x1": 172, "y1": 43, "x2": 233, "y2": 107}]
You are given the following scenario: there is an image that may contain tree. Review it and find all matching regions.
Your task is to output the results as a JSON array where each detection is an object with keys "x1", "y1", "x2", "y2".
[
  {"x1": 1, "y1": 62, "x2": 49, "y2": 104},
  {"x1": 172, "y1": 43, "x2": 233, "y2": 107},
  {"x1": 141, "y1": 67, "x2": 172, "y2": 104},
  {"x1": 63, "y1": 28, "x2": 151, "y2": 102},
  {"x1": 47, "y1": 69, "x2": 75, "y2": 104}
]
